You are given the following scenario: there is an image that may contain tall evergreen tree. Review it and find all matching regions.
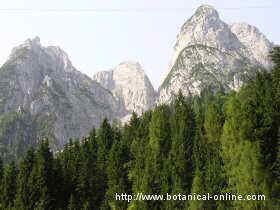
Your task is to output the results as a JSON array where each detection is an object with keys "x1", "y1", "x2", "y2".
[
  {"x1": 14, "y1": 147, "x2": 35, "y2": 209},
  {"x1": 203, "y1": 95, "x2": 228, "y2": 209},
  {"x1": 0, "y1": 157, "x2": 2, "y2": 182},
  {"x1": 76, "y1": 136, "x2": 97, "y2": 209},
  {"x1": 269, "y1": 46, "x2": 280, "y2": 206},
  {"x1": 141, "y1": 105, "x2": 171, "y2": 209},
  {"x1": 168, "y1": 91, "x2": 195, "y2": 209},
  {"x1": 189, "y1": 93, "x2": 210, "y2": 209},
  {"x1": 1, "y1": 161, "x2": 17, "y2": 209},
  {"x1": 221, "y1": 95, "x2": 271, "y2": 209},
  {"x1": 0, "y1": 156, "x2": 2, "y2": 210},
  {"x1": 29, "y1": 139, "x2": 56, "y2": 209},
  {"x1": 128, "y1": 111, "x2": 152, "y2": 210},
  {"x1": 95, "y1": 119, "x2": 114, "y2": 208},
  {"x1": 106, "y1": 126, "x2": 130, "y2": 210}
]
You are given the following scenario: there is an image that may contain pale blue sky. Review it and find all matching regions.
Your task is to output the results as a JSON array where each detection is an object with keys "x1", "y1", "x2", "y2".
[{"x1": 0, "y1": 0, "x2": 279, "y2": 89}]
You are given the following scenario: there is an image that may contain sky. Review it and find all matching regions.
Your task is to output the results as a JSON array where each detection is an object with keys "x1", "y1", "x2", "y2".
[{"x1": 0, "y1": 0, "x2": 279, "y2": 89}]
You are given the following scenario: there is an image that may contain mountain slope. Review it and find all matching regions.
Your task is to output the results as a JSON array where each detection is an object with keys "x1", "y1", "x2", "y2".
[
  {"x1": 0, "y1": 37, "x2": 119, "y2": 156},
  {"x1": 230, "y1": 22, "x2": 274, "y2": 69},
  {"x1": 158, "y1": 5, "x2": 272, "y2": 104}
]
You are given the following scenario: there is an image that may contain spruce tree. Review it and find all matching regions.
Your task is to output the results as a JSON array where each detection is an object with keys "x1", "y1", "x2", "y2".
[
  {"x1": 221, "y1": 95, "x2": 271, "y2": 209},
  {"x1": 0, "y1": 157, "x2": 2, "y2": 181},
  {"x1": 95, "y1": 119, "x2": 114, "y2": 208},
  {"x1": 188, "y1": 93, "x2": 209, "y2": 209},
  {"x1": 106, "y1": 126, "x2": 130, "y2": 210},
  {"x1": 141, "y1": 105, "x2": 171, "y2": 209},
  {"x1": 128, "y1": 111, "x2": 152, "y2": 210},
  {"x1": 14, "y1": 147, "x2": 35, "y2": 209},
  {"x1": 270, "y1": 46, "x2": 280, "y2": 206},
  {"x1": 30, "y1": 139, "x2": 56, "y2": 209},
  {"x1": 204, "y1": 96, "x2": 227, "y2": 209},
  {"x1": 168, "y1": 91, "x2": 195, "y2": 209},
  {"x1": 76, "y1": 137, "x2": 96, "y2": 209},
  {"x1": 0, "y1": 156, "x2": 3, "y2": 196},
  {"x1": 1, "y1": 161, "x2": 17, "y2": 209}
]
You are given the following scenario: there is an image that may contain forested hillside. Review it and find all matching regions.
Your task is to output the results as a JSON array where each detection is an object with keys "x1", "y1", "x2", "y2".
[{"x1": 0, "y1": 48, "x2": 279, "y2": 209}]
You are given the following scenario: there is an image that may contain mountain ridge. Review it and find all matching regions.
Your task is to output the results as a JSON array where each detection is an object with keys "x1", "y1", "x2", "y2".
[
  {"x1": 0, "y1": 37, "x2": 120, "y2": 157},
  {"x1": 0, "y1": 5, "x2": 276, "y2": 160},
  {"x1": 157, "y1": 5, "x2": 273, "y2": 104}
]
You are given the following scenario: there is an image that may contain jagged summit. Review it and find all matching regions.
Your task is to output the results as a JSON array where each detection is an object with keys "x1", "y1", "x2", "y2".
[
  {"x1": 116, "y1": 60, "x2": 143, "y2": 73},
  {"x1": 8, "y1": 37, "x2": 74, "y2": 72},
  {"x1": 93, "y1": 61, "x2": 157, "y2": 121},
  {"x1": 25, "y1": 36, "x2": 41, "y2": 46},
  {"x1": 158, "y1": 5, "x2": 273, "y2": 104},
  {"x1": 9, "y1": 36, "x2": 42, "y2": 60},
  {"x1": 176, "y1": 4, "x2": 239, "y2": 50},
  {"x1": 192, "y1": 5, "x2": 219, "y2": 20},
  {"x1": 180, "y1": 5, "x2": 220, "y2": 34},
  {"x1": 0, "y1": 37, "x2": 119, "y2": 149},
  {"x1": 119, "y1": 60, "x2": 141, "y2": 66}
]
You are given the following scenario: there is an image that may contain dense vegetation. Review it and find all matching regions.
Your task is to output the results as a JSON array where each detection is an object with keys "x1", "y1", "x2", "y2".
[{"x1": 0, "y1": 48, "x2": 280, "y2": 209}]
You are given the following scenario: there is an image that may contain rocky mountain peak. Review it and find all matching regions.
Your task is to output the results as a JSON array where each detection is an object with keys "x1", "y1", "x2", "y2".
[
  {"x1": 191, "y1": 5, "x2": 219, "y2": 22},
  {"x1": 93, "y1": 61, "x2": 157, "y2": 121},
  {"x1": 25, "y1": 36, "x2": 41, "y2": 47},
  {"x1": 9, "y1": 36, "x2": 42, "y2": 60},
  {"x1": 7, "y1": 37, "x2": 74, "y2": 72},
  {"x1": 177, "y1": 5, "x2": 240, "y2": 50},
  {"x1": 116, "y1": 61, "x2": 144, "y2": 74},
  {"x1": 158, "y1": 5, "x2": 273, "y2": 104},
  {"x1": 0, "y1": 37, "x2": 120, "y2": 150}
]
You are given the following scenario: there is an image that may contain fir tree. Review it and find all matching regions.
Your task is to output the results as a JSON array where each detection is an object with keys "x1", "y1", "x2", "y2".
[
  {"x1": 106, "y1": 126, "x2": 130, "y2": 210},
  {"x1": 204, "y1": 96, "x2": 227, "y2": 209},
  {"x1": 168, "y1": 91, "x2": 195, "y2": 209},
  {"x1": 30, "y1": 139, "x2": 56, "y2": 209},
  {"x1": 95, "y1": 119, "x2": 114, "y2": 208},
  {"x1": 1, "y1": 161, "x2": 17, "y2": 209},
  {"x1": 14, "y1": 147, "x2": 35, "y2": 209},
  {"x1": 128, "y1": 111, "x2": 152, "y2": 210},
  {"x1": 141, "y1": 105, "x2": 171, "y2": 209},
  {"x1": 221, "y1": 95, "x2": 271, "y2": 209},
  {"x1": 76, "y1": 136, "x2": 96, "y2": 209},
  {"x1": 0, "y1": 156, "x2": 3, "y2": 197}
]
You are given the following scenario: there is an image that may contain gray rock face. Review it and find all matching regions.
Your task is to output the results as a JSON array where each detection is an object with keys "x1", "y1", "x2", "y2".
[
  {"x1": 230, "y1": 23, "x2": 274, "y2": 69},
  {"x1": 93, "y1": 61, "x2": 157, "y2": 122},
  {"x1": 0, "y1": 37, "x2": 119, "y2": 149},
  {"x1": 158, "y1": 5, "x2": 272, "y2": 104}
]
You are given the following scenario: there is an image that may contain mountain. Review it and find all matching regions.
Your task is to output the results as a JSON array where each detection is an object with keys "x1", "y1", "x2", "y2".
[
  {"x1": 0, "y1": 37, "x2": 119, "y2": 159},
  {"x1": 93, "y1": 61, "x2": 157, "y2": 122},
  {"x1": 158, "y1": 5, "x2": 273, "y2": 104},
  {"x1": 0, "y1": 5, "x2": 275, "y2": 161}
]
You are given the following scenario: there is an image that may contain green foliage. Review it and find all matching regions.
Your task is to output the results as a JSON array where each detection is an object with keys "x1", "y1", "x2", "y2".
[
  {"x1": 106, "y1": 127, "x2": 130, "y2": 210},
  {"x1": 1, "y1": 161, "x2": 17, "y2": 209},
  {"x1": 141, "y1": 105, "x2": 171, "y2": 209},
  {"x1": 14, "y1": 148, "x2": 35, "y2": 209},
  {"x1": 0, "y1": 110, "x2": 55, "y2": 163},
  {"x1": 168, "y1": 91, "x2": 195, "y2": 209},
  {"x1": 221, "y1": 91, "x2": 272, "y2": 209}
]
